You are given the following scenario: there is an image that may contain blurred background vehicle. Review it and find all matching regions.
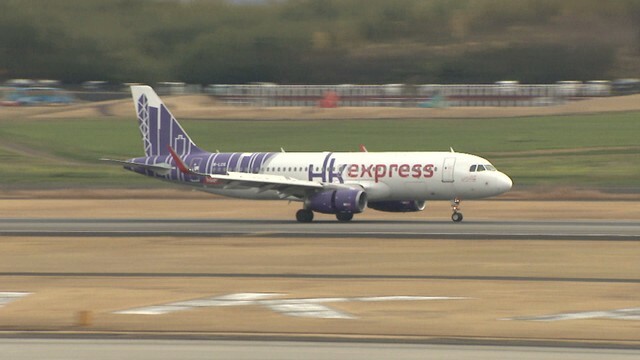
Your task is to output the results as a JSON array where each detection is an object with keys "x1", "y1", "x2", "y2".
[{"x1": 2, "y1": 86, "x2": 74, "y2": 106}]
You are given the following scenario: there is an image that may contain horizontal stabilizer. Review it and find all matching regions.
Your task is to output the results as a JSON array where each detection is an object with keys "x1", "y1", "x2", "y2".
[{"x1": 100, "y1": 158, "x2": 173, "y2": 175}]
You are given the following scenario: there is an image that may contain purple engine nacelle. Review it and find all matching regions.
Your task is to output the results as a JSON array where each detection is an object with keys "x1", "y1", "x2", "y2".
[
  {"x1": 368, "y1": 200, "x2": 426, "y2": 212},
  {"x1": 306, "y1": 189, "x2": 368, "y2": 214}
]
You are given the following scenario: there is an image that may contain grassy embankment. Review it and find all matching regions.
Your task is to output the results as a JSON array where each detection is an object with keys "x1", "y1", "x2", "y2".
[{"x1": 0, "y1": 112, "x2": 638, "y2": 190}]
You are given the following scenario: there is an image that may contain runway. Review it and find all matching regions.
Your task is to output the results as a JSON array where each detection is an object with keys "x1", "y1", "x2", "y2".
[
  {"x1": 2, "y1": 338, "x2": 639, "y2": 360},
  {"x1": 0, "y1": 218, "x2": 638, "y2": 240},
  {"x1": 1, "y1": 209, "x2": 639, "y2": 351}
]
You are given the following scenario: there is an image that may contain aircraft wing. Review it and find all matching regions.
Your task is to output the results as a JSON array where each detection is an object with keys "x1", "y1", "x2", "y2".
[
  {"x1": 204, "y1": 171, "x2": 325, "y2": 199},
  {"x1": 167, "y1": 146, "x2": 352, "y2": 199},
  {"x1": 100, "y1": 158, "x2": 173, "y2": 175}
]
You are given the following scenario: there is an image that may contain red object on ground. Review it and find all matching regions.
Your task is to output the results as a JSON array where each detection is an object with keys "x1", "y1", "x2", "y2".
[{"x1": 318, "y1": 91, "x2": 339, "y2": 108}]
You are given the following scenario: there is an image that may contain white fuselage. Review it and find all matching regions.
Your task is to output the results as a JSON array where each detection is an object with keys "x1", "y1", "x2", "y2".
[{"x1": 191, "y1": 151, "x2": 512, "y2": 202}]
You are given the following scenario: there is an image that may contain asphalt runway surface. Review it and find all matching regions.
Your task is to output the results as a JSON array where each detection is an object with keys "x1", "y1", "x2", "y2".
[
  {"x1": 1, "y1": 215, "x2": 639, "y2": 356},
  {"x1": 2, "y1": 339, "x2": 640, "y2": 360},
  {"x1": 1, "y1": 218, "x2": 639, "y2": 240}
]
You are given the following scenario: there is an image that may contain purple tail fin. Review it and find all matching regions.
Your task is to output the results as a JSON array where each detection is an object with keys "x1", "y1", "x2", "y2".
[{"x1": 131, "y1": 85, "x2": 203, "y2": 157}]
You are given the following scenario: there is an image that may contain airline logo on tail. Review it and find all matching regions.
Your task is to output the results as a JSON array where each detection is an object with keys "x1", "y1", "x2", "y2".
[{"x1": 132, "y1": 87, "x2": 201, "y2": 157}]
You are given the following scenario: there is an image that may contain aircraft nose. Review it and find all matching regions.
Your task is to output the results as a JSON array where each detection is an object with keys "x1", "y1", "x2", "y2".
[{"x1": 497, "y1": 172, "x2": 513, "y2": 193}]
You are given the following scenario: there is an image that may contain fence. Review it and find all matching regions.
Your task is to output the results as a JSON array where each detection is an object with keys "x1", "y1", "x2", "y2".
[
  {"x1": 204, "y1": 83, "x2": 611, "y2": 107},
  {"x1": 2, "y1": 80, "x2": 618, "y2": 107}
]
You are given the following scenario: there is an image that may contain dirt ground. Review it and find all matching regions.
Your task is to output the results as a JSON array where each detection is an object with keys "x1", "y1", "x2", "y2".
[
  {"x1": 0, "y1": 234, "x2": 639, "y2": 343},
  {"x1": 2, "y1": 93, "x2": 640, "y2": 120}
]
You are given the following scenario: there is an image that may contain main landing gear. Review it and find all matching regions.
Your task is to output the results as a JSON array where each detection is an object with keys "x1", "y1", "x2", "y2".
[
  {"x1": 296, "y1": 209, "x2": 314, "y2": 223},
  {"x1": 450, "y1": 198, "x2": 463, "y2": 222},
  {"x1": 335, "y1": 212, "x2": 353, "y2": 222},
  {"x1": 295, "y1": 209, "x2": 354, "y2": 223}
]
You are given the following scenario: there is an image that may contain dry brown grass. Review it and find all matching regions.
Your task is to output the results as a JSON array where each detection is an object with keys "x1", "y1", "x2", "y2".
[{"x1": 1, "y1": 235, "x2": 639, "y2": 343}]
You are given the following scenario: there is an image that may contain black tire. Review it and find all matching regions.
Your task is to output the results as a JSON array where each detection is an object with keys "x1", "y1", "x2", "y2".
[
  {"x1": 451, "y1": 212, "x2": 463, "y2": 222},
  {"x1": 336, "y1": 212, "x2": 354, "y2": 222},
  {"x1": 296, "y1": 209, "x2": 314, "y2": 223}
]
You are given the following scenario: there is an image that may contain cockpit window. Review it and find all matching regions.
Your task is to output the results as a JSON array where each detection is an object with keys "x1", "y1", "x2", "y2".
[{"x1": 470, "y1": 164, "x2": 498, "y2": 172}]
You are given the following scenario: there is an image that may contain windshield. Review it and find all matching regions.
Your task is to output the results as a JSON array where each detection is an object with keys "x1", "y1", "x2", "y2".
[{"x1": 469, "y1": 164, "x2": 497, "y2": 172}]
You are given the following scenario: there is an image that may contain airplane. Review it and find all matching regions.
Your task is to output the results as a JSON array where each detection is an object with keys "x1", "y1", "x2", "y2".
[{"x1": 102, "y1": 86, "x2": 512, "y2": 223}]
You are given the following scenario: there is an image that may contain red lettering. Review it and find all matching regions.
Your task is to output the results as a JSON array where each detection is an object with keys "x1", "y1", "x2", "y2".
[
  {"x1": 388, "y1": 164, "x2": 398, "y2": 178},
  {"x1": 411, "y1": 164, "x2": 422, "y2": 178},
  {"x1": 374, "y1": 164, "x2": 387, "y2": 183},
  {"x1": 203, "y1": 177, "x2": 221, "y2": 185},
  {"x1": 398, "y1": 164, "x2": 410, "y2": 178},
  {"x1": 361, "y1": 164, "x2": 373, "y2": 178},
  {"x1": 351, "y1": 163, "x2": 435, "y2": 181},
  {"x1": 423, "y1": 164, "x2": 434, "y2": 178},
  {"x1": 348, "y1": 164, "x2": 359, "y2": 178}
]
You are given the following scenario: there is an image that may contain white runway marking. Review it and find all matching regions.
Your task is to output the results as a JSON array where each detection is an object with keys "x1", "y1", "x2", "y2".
[
  {"x1": 503, "y1": 308, "x2": 640, "y2": 321},
  {"x1": 0, "y1": 292, "x2": 30, "y2": 308},
  {"x1": 115, "y1": 293, "x2": 468, "y2": 319}
]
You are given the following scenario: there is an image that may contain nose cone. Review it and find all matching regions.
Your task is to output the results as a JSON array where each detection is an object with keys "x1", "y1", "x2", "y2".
[{"x1": 497, "y1": 172, "x2": 513, "y2": 194}]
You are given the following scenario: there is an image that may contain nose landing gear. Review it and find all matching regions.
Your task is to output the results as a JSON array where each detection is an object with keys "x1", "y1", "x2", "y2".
[{"x1": 450, "y1": 198, "x2": 463, "y2": 222}]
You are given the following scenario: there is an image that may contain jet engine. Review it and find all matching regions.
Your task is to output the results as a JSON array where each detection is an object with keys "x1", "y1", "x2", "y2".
[
  {"x1": 306, "y1": 189, "x2": 367, "y2": 214},
  {"x1": 368, "y1": 200, "x2": 426, "y2": 212}
]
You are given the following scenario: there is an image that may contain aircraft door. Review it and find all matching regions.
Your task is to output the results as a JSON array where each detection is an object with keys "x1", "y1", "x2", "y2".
[{"x1": 442, "y1": 157, "x2": 456, "y2": 183}]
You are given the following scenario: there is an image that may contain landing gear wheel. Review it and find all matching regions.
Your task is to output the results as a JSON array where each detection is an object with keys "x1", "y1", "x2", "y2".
[
  {"x1": 450, "y1": 197, "x2": 463, "y2": 222},
  {"x1": 296, "y1": 209, "x2": 314, "y2": 223},
  {"x1": 336, "y1": 212, "x2": 354, "y2": 222}
]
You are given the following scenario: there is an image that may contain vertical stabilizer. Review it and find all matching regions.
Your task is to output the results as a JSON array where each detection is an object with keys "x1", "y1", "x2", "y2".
[{"x1": 131, "y1": 85, "x2": 203, "y2": 157}]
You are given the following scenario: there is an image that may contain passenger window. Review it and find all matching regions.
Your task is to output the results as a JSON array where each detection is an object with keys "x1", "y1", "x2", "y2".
[
  {"x1": 477, "y1": 165, "x2": 486, "y2": 172},
  {"x1": 469, "y1": 165, "x2": 477, "y2": 172}
]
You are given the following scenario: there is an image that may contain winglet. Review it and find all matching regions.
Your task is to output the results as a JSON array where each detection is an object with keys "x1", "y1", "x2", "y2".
[
  {"x1": 359, "y1": 144, "x2": 368, "y2": 152},
  {"x1": 168, "y1": 145, "x2": 191, "y2": 174}
]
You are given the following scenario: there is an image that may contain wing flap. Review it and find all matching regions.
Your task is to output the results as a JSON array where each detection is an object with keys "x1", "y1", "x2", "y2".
[
  {"x1": 210, "y1": 172, "x2": 324, "y2": 198},
  {"x1": 221, "y1": 172, "x2": 324, "y2": 189}
]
